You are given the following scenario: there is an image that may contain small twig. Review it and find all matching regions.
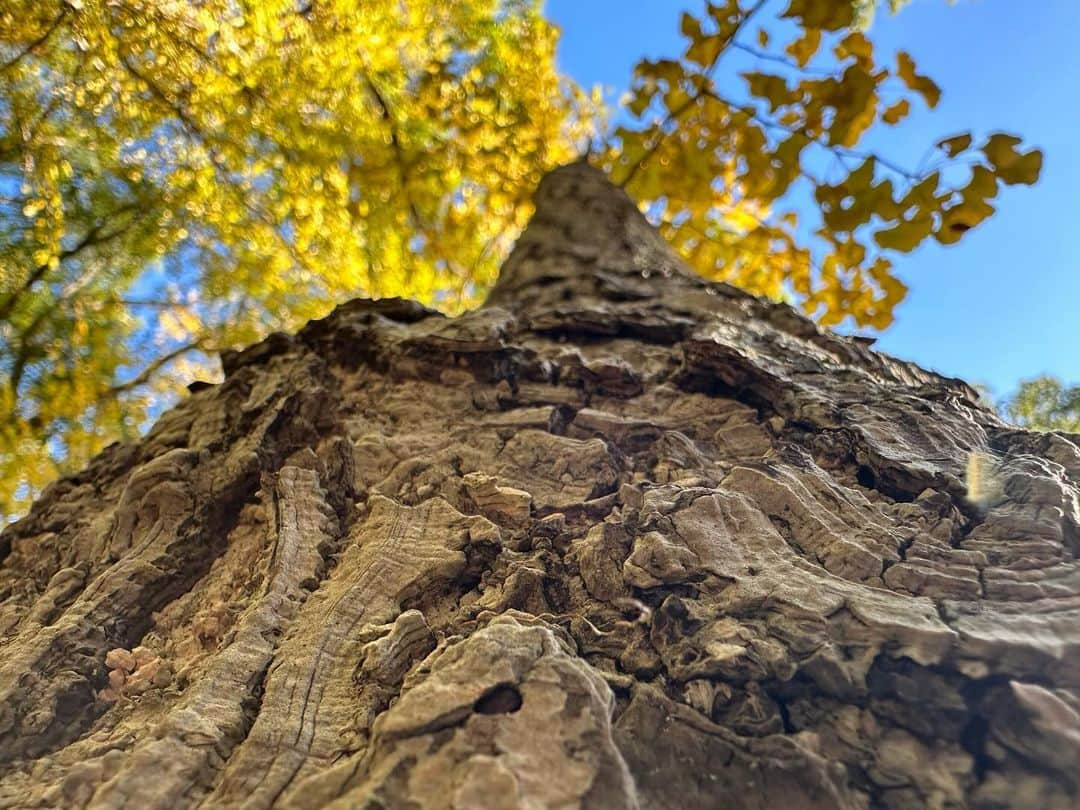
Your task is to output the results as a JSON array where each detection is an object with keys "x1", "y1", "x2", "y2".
[
  {"x1": 108, "y1": 340, "x2": 205, "y2": 396},
  {"x1": 730, "y1": 40, "x2": 834, "y2": 76}
]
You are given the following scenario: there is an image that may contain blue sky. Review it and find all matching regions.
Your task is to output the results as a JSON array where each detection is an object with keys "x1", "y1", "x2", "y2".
[{"x1": 546, "y1": 0, "x2": 1078, "y2": 400}]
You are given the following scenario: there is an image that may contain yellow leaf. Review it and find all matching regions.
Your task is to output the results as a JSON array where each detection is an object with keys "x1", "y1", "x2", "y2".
[
  {"x1": 882, "y1": 99, "x2": 910, "y2": 125},
  {"x1": 22, "y1": 199, "x2": 45, "y2": 218},
  {"x1": 935, "y1": 198, "x2": 995, "y2": 244},
  {"x1": 743, "y1": 72, "x2": 790, "y2": 111},
  {"x1": 680, "y1": 12, "x2": 702, "y2": 41},
  {"x1": 962, "y1": 165, "x2": 999, "y2": 201},
  {"x1": 686, "y1": 34, "x2": 724, "y2": 68},
  {"x1": 937, "y1": 133, "x2": 972, "y2": 156},
  {"x1": 627, "y1": 85, "x2": 656, "y2": 117},
  {"x1": 982, "y1": 133, "x2": 1043, "y2": 185},
  {"x1": 874, "y1": 212, "x2": 933, "y2": 252},
  {"x1": 901, "y1": 171, "x2": 941, "y2": 209},
  {"x1": 836, "y1": 32, "x2": 873, "y2": 68},
  {"x1": 896, "y1": 51, "x2": 941, "y2": 108},
  {"x1": 785, "y1": 29, "x2": 821, "y2": 68},
  {"x1": 781, "y1": 0, "x2": 855, "y2": 31}
]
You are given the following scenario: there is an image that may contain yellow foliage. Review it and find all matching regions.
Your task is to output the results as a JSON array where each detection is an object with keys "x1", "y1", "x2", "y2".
[
  {"x1": 0, "y1": 0, "x2": 1044, "y2": 518},
  {"x1": 0, "y1": 0, "x2": 595, "y2": 516}
]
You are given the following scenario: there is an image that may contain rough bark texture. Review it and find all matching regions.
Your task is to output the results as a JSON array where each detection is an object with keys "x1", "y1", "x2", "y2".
[{"x1": 1, "y1": 163, "x2": 1078, "y2": 809}]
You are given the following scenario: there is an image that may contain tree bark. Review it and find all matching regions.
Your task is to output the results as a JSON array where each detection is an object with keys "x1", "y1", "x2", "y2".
[{"x1": 0, "y1": 162, "x2": 1077, "y2": 809}]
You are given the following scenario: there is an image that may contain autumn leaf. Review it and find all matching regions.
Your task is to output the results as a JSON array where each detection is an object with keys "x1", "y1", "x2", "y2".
[
  {"x1": 743, "y1": 72, "x2": 791, "y2": 111},
  {"x1": 936, "y1": 197, "x2": 996, "y2": 244},
  {"x1": 937, "y1": 133, "x2": 973, "y2": 156},
  {"x1": 786, "y1": 29, "x2": 822, "y2": 68},
  {"x1": 882, "y1": 99, "x2": 910, "y2": 125},
  {"x1": 897, "y1": 51, "x2": 942, "y2": 108},
  {"x1": 983, "y1": 133, "x2": 1043, "y2": 185}
]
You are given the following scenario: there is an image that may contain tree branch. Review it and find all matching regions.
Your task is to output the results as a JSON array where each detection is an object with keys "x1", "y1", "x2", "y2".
[{"x1": 107, "y1": 340, "x2": 204, "y2": 396}]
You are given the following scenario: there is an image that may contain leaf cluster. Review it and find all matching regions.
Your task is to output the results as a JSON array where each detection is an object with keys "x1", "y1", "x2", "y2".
[{"x1": 603, "y1": 0, "x2": 1041, "y2": 329}]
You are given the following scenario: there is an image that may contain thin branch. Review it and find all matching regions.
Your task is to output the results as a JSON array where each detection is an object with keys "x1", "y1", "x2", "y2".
[
  {"x1": 118, "y1": 53, "x2": 310, "y2": 273},
  {"x1": 107, "y1": 340, "x2": 204, "y2": 396},
  {"x1": 360, "y1": 70, "x2": 475, "y2": 291},
  {"x1": 730, "y1": 41, "x2": 834, "y2": 76},
  {"x1": 8, "y1": 306, "x2": 52, "y2": 393},
  {"x1": 116, "y1": 297, "x2": 188, "y2": 309},
  {"x1": 361, "y1": 72, "x2": 426, "y2": 232}
]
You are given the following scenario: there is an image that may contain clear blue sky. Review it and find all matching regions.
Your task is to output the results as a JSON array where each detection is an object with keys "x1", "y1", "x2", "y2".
[{"x1": 546, "y1": 0, "x2": 1078, "y2": 400}]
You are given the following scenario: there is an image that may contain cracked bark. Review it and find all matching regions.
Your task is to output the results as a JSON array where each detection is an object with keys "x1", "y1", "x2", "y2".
[{"x1": 1, "y1": 162, "x2": 1077, "y2": 809}]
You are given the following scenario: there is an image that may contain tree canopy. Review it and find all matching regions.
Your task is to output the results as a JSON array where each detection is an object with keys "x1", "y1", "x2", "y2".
[{"x1": 0, "y1": 0, "x2": 1043, "y2": 516}]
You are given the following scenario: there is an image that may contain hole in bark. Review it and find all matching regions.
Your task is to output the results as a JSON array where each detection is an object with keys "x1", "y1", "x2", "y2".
[
  {"x1": 960, "y1": 713, "x2": 991, "y2": 778},
  {"x1": 474, "y1": 684, "x2": 523, "y2": 715},
  {"x1": 856, "y1": 465, "x2": 877, "y2": 489}
]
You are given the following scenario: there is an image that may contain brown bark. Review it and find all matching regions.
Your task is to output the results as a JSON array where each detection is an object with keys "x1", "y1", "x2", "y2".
[{"x1": 0, "y1": 162, "x2": 1077, "y2": 809}]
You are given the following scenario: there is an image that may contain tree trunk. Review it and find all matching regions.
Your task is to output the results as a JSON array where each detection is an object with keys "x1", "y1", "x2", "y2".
[{"x1": 0, "y1": 162, "x2": 1077, "y2": 809}]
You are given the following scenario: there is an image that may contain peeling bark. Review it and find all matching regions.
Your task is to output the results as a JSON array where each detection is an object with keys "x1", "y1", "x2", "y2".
[{"x1": 0, "y1": 163, "x2": 1077, "y2": 809}]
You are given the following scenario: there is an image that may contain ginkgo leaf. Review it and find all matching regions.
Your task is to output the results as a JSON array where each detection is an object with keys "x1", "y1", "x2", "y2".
[
  {"x1": 680, "y1": 11, "x2": 703, "y2": 40},
  {"x1": 896, "y1": 51, "x2": 941, "y2": 108},
  {"x1": 937, "y1": 133, "x2": 973, "y2": 156},
  {"x1": 874, "y1": 213, "x2": 934, "y2": 252},
  {"x1": 781, "y1": 0, "x2": 856, "y2": 31},
  {"x1": 686, "y1": 34, "x2": 725, "y2": 68},
  {"x1": 628, "y1": 85, "x2": 657, "y2": 117},
  {"x1": 936, "y1": 197, "x2": 995, "y2": 244},
  {"x1": 962, "y1": 165, "x2": 999, "y2": 201},
  {"x1": 743, "y1": 72, "x2": 791, "y2": 111},
  {"x1": 786, "y1": 29, "x2": 821, "y2": 68},
  {"x1": 983, "y1": 133, "x2": 1044, "y2": 185},
  {"x1": 882, "y1": 99, "x2": 910, "y2": 125},
  {"x1": 835, "y1": 32, "x2": 873, "y2": 67}
]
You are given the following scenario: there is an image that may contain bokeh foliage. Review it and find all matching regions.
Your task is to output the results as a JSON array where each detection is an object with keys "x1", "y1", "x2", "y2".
[
  {"x1": 0, "y1": 0, "x2": 1043, "y2": 515},
  {"x1": 1002, "y1": 377, "x2": 1080, "y2": 434}
]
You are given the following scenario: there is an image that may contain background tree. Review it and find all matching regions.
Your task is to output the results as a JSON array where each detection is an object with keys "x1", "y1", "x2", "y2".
[
  {"x1": 0, "y1": 0, "x2": 1042, "y2": 517},
  {"x1": 1002, "y1": 376, "x2": 1080, "y2": 433}
]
